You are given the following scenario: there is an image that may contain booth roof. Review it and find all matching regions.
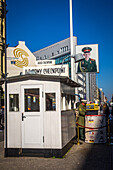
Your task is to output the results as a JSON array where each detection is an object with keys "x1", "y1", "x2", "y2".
[{"x1": 0, "y1": 74, "x2": 81, "y2": 87}]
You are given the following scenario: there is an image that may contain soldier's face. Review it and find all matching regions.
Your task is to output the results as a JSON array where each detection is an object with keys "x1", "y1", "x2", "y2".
[{"x1": 83, "y1": 53, "x2": 91, "y2": 61}]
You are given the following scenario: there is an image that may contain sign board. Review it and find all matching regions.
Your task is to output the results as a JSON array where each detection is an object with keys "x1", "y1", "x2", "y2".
[
  {"x1": 36, "y1": 60, "x2": 55, "y2": 66},
  {"x1": 76, "y1": 44, "x2": 99, "y2": 73},
  {"x1": 23, "y1": 64, "x2": 69, "y2": 77}
]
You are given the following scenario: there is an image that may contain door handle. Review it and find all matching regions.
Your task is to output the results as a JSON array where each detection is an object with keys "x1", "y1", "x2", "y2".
[{"x1": 22, "y1": 113, "x2": 26, "y2": 121}]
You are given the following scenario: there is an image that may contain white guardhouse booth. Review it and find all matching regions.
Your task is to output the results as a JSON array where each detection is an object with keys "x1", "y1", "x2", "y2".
[{"x1": 4, "y1": 74, "x2": 80, "y2": 158}]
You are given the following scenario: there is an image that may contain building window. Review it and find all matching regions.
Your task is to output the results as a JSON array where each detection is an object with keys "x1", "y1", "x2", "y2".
[
  {"x1": 71, "y1": 95, "x2": 75, "y2": 109},
  {"x1": 60, "y1": 46, "x2": 68, "y2": 53},
  {"x1": 9, "y1": 94, "x2": 19, "y2": 112},
  {"x1": 44, "y1": 55, "x2": 47, "y2": 59},
  {"x1": 11, "y1": 61, "x2": 16, "y2": 64},
  {"x1": 66, "y1": 46, "x2": 68, "y2": 51},
  {"x1": 52, "y1": 52, "x2": 54, "y2": 56},
  {"x1": 60, "y1": 48, "x2": 62, "y2": 53},
  {"x1": 36, "y1": 56, "x2": 39, "y2": 60},
  {"x1": 46, "y1": 93, "x2": 56, "y2": 111}
]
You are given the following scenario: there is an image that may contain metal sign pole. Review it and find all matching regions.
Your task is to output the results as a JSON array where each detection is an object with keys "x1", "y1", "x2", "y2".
[{"x1": 86, "y1": 73, "x2": 90, "y2": 101}]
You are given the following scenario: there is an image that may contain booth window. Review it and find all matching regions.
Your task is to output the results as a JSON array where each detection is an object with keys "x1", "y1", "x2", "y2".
[
  {"x1": 9, "y1": 94, "x2": 19, "y2": 112},
  {"x1": 65, "y1": 94, "x2": 69, "y2": 110},
  {"x1": 46, "y1": 93, "x2": 56, "y2": 111},
  {"x1": 61, "y1": 93, "x2": 75, "y2": 111},
  {"x1": 71, "y1": 95, "x2": 75, "y2": 109},
  {"x1": 24, "y1": 89, "x2": 40, "y2": 112}
]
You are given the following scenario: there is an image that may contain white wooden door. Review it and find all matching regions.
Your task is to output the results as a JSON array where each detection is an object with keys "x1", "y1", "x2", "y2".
[{"x1": 21, "y1": 85, "x2": 43, "y2": 148}]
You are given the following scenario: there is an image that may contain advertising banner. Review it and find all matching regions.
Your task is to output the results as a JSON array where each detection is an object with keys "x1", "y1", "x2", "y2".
[
  {"x1": 85, "y1": 115, "x2": 106, "y2": 143},
  {"x1": 76, "y1": 44, "x2": 99, "y2": 73}
]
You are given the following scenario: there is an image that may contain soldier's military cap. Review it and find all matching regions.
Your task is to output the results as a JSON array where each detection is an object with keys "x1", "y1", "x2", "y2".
[{"x1": 82, "y1": 47, "x2": 92, "y2": 53}]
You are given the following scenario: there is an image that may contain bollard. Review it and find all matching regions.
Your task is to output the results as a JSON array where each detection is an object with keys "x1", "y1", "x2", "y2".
[
  {"x1": 108, "y1": 118, "x2": 110, "y2": 144},
  {"x1": 77, "y1": 123, "x2": 80, "y2": 145}
]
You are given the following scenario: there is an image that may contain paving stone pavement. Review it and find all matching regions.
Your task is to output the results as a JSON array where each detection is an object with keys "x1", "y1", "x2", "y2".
[
  {"x1": 0, "y1": 131, "x2": 113, "y2": 170},
  {"x1": 0, "y1": 117, "x2": 113, "y2": 170}
]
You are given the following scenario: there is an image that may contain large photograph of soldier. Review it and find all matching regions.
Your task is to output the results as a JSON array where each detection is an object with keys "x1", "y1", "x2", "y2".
[{"x1": 76, "y1": 44, "x2": 99, "y2": 73}]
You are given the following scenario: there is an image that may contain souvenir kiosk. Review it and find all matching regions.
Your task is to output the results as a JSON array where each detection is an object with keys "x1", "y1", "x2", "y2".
[{"x1": 3, "y1": 74, "x2": 80, "y2": 157}]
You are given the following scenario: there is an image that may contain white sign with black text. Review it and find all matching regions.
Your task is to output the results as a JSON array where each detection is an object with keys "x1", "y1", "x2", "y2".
[
  {"x1": 35, "y1": 60, "x2": 55, "y2": 66},
  {"x1": 23, "y1": 64, "x2": 69, "y2": 77}
]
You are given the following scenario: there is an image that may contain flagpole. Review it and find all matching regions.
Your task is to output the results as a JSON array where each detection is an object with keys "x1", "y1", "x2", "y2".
[{"x1": 69, "y1": 0, "x2": 75, "y2": 81}]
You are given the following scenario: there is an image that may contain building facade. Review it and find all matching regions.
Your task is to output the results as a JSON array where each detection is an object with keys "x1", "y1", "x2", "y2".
[
  {"x1": 6, "y1": 37, "x2": 97, "y2": 103},
  {"x1": 7, "y1": 41, "x2": 36, "y2": 77},
  {"x1": 33, "y1": 37, "x2": 86, "y2": 101},
  {"x1": 0, "y1": 0, "x2": 6, "y2": 107},
  {"x1": 0, "y1": 0, "x2": 6, "y2": 78},
  {"x1": 33, "y1": 37, "x2": 76, "y2": 78},
  {"x1": 99, "y1": 88, "x2": 105, "y2": 103},
  {"x1": 89, "y1": 73, "x2": 97, "y2": 101}
]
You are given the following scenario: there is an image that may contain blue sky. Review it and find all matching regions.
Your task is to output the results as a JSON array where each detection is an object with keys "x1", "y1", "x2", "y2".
[{"x1": 7, "y1": 0, "x2": 113, "y2": 101}]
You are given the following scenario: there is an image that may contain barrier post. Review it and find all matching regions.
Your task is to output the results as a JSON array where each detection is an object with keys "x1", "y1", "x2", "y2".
[
  {"x1": 77, "y1": 123, "x2": 80, "y2": 145},
  {"x1": 108, "y1": 118, "x2": 110, "y2": 144}
]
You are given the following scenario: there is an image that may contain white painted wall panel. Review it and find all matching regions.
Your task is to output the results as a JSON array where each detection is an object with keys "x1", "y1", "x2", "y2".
[{"x1": 7, "y1": 79, "x2": 62, "y2": 149}]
